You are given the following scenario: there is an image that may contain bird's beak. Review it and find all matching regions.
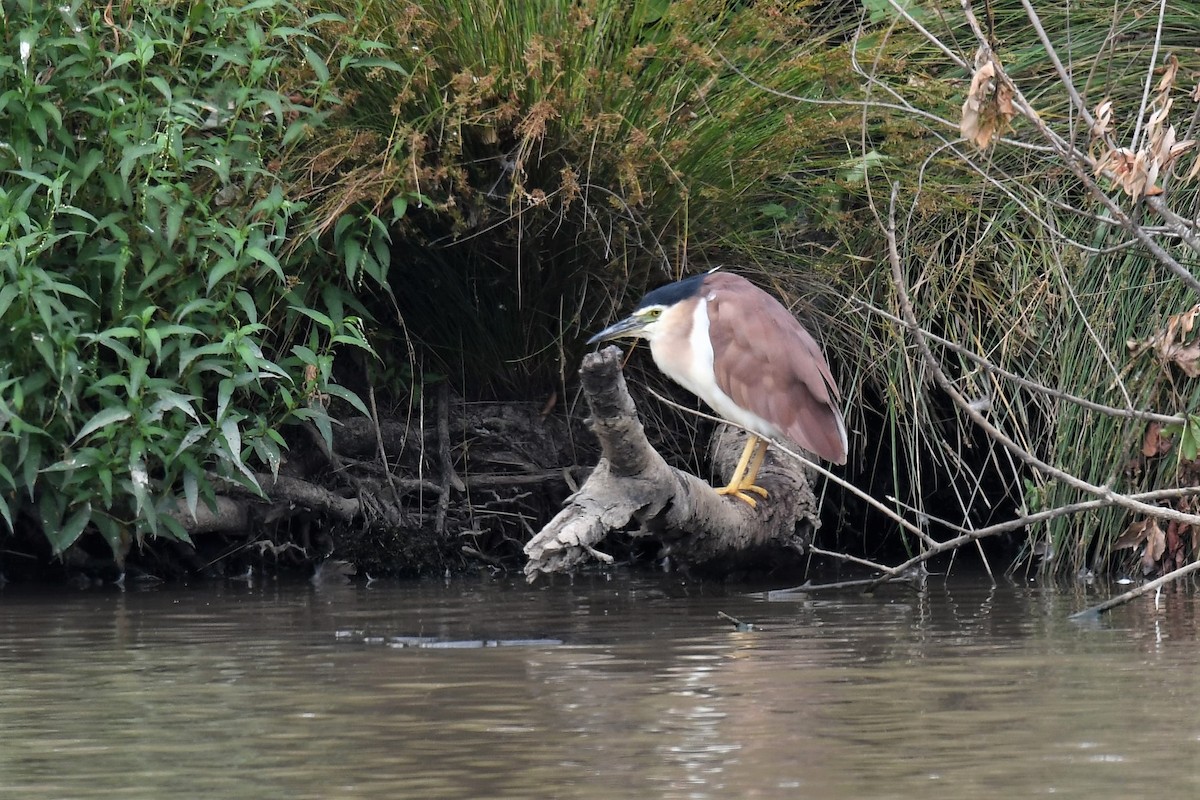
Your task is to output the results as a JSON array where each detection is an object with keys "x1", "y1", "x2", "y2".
[{"x1": 587, "y1": 314, "x2": 647, "y2": 345}]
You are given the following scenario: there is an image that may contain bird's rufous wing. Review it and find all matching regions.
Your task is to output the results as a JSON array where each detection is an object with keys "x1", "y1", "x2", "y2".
[{"x1": 705, "y1": 273, "x2": 847, "y2": 464}]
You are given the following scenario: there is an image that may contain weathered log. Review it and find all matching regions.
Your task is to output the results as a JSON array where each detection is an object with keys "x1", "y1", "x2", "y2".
[
  {"x1": 523, "y1": 346, "x2": 821, "y2": 579},
  {"x1": 163, "y1": 473, "x2": 364, "y2": 537}
]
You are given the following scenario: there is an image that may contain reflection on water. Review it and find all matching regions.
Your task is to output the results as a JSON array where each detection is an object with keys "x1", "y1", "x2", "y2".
[{"x1": 2, "y1": 574, "x2": 1200, "y2": 799}]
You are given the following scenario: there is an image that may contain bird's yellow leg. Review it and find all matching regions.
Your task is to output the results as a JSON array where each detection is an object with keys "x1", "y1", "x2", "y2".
[
  {"x1": 716, "y1": 435, "x2": 757, "y2": 495},
  {"x1": 716, "y1": 435, "x2": 769, "y2": 506},
  {"x1": 740, "y1": 439, "x2": 769, "y2": 497}
]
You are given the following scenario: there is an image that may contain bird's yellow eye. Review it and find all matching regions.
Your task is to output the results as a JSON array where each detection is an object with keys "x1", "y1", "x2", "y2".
[{"x1": 644, "y1": 307, "x2": 663, "y2": 320}]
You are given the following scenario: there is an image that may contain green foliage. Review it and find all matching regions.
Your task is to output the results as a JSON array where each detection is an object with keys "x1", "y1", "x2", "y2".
[{"x1": 0, "y1": 0, "x2": 385, "y2": 557}]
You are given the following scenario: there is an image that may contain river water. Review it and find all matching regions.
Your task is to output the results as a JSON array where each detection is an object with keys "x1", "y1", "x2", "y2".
[{"x1": 1, "y1": 571, "x2": 1197, "y2": 799}]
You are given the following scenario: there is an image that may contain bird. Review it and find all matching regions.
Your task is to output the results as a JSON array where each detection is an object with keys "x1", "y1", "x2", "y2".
[{"x1": 587, "y1": 270, "x2": 847, "y2": 506}]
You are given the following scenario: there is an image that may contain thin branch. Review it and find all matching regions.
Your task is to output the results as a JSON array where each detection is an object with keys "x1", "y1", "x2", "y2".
[
  {"x1": 1070, "y1": 557, "x2": 1200, "y2": 618},
  {"x1": 1146, "y1": 196, "x2": 1200, "y2": 257},
  {"x1": 807, "y1": 545, "x2": 894, "y2": 574},
  {"x1": 864, "y1": 486, "x2": 1200, "y2": 591},
  {"x1": 645, "y1": 387, "x2": 941, "y2": 550},
  {"x1": 851, "y1": 299, "x2": 1186, "y2": 425},
  {"x1": 1128, "y1": 0, "x2": 1168, "y2": 150}
]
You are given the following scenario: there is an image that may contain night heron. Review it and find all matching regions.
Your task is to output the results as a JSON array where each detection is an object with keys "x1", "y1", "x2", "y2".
[{"x1": 587, "y1": 271, "x2": 847, "y2": 506}]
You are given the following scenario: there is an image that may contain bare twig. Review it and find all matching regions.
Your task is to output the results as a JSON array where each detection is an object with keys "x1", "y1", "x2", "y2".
[
  {"x1": 807, "y1": 545, "x2": 892, "y2": 574},
  {"x1": 852, "y1": 299, "x2": 1186, "y2": 425},
  {"x1": 368, "y1": 385, "x2": 404, "y2": 508},
  {"x1": 646, "y1": 387, "x2": 941, "y2": 550},
  {"x1": 1070, "y1": 558, "x2": 1200, "y2": 618}
]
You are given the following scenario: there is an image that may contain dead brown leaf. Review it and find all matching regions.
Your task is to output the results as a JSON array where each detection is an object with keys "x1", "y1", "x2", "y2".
[
  {"x1": 1128, "y1": 303, "x2": 1200, "y2": 376},
  {"x1": 1113, "y1": 518, "x2": 1168, "y2": 575},
  {"x1": 1096, "y1": 146, "x2": 1160, "y2": 200},
  {"x1": 1143, "y1": 522, "x2": 1167, "y2": 574},
  {"x1": 1156, "y1": 54, "x2": 1180, "y2": 98},
  {"x1": 1114, "y1": 518, "x2": 1156, "y2": 550},
  {"x1": 1091, "y1": 99, "x2": 1114, "y2": 140},
  {"x1": 1095, "y1": 57, "x2": 1197, "y2": 197},
  {"x1": 1141, "y1": 422, "x2": 1171, "y2": 458},
  {"x1": 960, "y1": 49, "x2": 1016, "y2": 150}
]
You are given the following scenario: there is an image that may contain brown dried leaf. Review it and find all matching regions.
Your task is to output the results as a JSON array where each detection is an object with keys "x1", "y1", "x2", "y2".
[
  {"x1": 1147, "y1": 97, "x2": 1173, "y2": 131},
  {"x1": 1142, "y1": 422, "x2": 1169, "y2": 458},
  {"x1": 1128, "y1": 304, "x2": 1200, "y2": 376},
  {"x1": 1166, "y1": 302, "x2": 1195, "y2": 340},
  {"x1": 1119, "y1": 149, "x2": 1152, "y2": 200},
  {"x1": 960, "y1": 56, "x2": 1016, "y2": 150},
  {"x1": 1113, "y1": 519, "x2": 1153, "y2": 550},
  {"x1": 1156, "y1": 54, "x2": 1180, "y2": 97},
  {"x1": 1092, "y1": 99, "x2": 1114, "y2": 139},
  {"x1": 1094, "y1": 145, "x2": 1128, "y2": 178},
  {"x1": 1170, "y1": 139, "x2": 1197, "y2": 160},
  {"x1": 1168, "y1": 341, "x2": 1200, "y2": 376},
  {"x1": 1142, "y1": 521, "x2": 1167, "y2": 574}
]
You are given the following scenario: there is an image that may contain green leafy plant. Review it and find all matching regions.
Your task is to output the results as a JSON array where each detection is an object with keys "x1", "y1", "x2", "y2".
[{"x1": 0, "y1": 0, "x2": 389, "y2": 560}]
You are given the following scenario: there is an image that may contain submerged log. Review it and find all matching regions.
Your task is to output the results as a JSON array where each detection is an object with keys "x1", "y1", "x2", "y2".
[{"x1": 523, "y1": 346, "x2": 821, "y2": 579}]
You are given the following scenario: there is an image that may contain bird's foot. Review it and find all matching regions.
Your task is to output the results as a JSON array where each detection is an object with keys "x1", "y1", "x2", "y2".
[{"x1": 716, "y1": 483, "x2": 768, "y2": 507}]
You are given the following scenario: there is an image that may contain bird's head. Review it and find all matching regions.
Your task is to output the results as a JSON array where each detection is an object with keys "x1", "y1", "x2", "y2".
[{"x1": 587, "y1": 273, "x2": 706, "y2": 346}]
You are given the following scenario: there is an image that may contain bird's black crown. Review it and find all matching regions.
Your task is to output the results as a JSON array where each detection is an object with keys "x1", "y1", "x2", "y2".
[{"x1": 636, "y1": 273, "x2": 706, "y2": 310}]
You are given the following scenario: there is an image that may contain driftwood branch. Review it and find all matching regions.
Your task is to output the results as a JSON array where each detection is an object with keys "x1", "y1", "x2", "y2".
[{"x1": 524, "y1": 346, "x2": 820, "y2": 579}]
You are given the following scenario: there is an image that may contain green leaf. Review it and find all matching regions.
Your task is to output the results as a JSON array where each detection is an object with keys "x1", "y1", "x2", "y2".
[
  {"x1": 97, "y1": 326, "x2": 141, "y2": 340},
  {"x1": 147, "y1": 76, "x2": 172, "y2": 104},
  {"x1": 220, "y1": 417, "x2": 242, "y2": 461},
  {"x1": 1184, "y1": 420, "x2": 1200, "y2": 462},
  {"x1": 839, "y1": 150, "x2": 889, "y2": 184},
  {"x1": 0, "y1": 493, "x2": 12, "y2": 534},
  {"x1": 93, "y1": 515, "x2": 129, "y2": 559},
  {"x1": 183, "y1": 468, "x2": 199, "y2": 521},
  {"x1": 330, "y1": 333, "x2": 377, "y2": 354},
  {"x1": 118, "y1": 142, "x2": 161, "y2": 182},
  {"x1": 293, "y1": 306, "x2": 334, "y2": 331},
  {"x1": 207, "y1": 257, "x2": 241, "y2": 293},
  {"x1": 159, "y1": 513, "x2": 193, "y2": 544},
  {"x1": 300, "y1": 407, "x2": 334, "y2": 454},
  {"x1": 301, "y1": 44, "x2": 330, "y2": 82},
  {"x1": 233, "y1": 290, "x2": 258, "y2": 324},
  {"x1": 148, "y1": 389, "x2": 199, "y2": 421},
  {"x1": 166, "y1": 201, "x2": 185, "y2": 247},
  {"x1": 0, "y1": 284, "x2": 19, "y2": 319},
  {"x1": 174, "y1": 424, "x2": 208, "y2": 458},
  {"x1": 391, "y1": 195, "x2": 408, "y2": 223},
  {"x1": 324, "y1": 383, "x2": 370, "y2": 418},
  {"x1": 759, "y1": 203, "x2": 790, "y2": 221},
  {"x1": 48, "y1": 503, "x2": 92, "y2": 555},
  {"x1": 253, "y1": 435, "x2": 282, "y2": 478},
  {"x1": 246, "y1": 245, "x2": 284, "y2": 281},
  {"x1": 73, "y1": 407, "x2": 132, "y2": 443},
  {"x1": 98, "y1": 467, "x2": 113, "y2": 504},
  {"x1": 129, "y1": 456, "x2": 150, "y2": 517},
  {"x1": 292, "y1": 344, "x2": 319, "y2": 365},
  {"x1": 216, "y1": 377, "x2": 234, "y2": 422},
  {"x1": 342, "y1": 236, "x2": 362, "y2": 282}
]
